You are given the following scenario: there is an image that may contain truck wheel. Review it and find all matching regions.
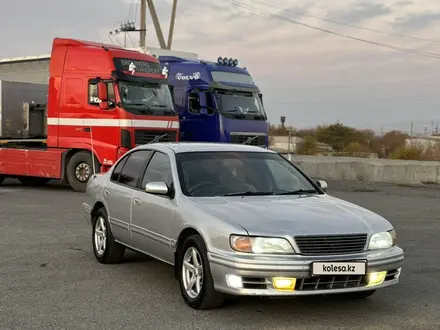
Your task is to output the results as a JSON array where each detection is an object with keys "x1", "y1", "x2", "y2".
[
  {"x1": 0, "y1": 175, "x2": 4, "y2": 185},
  {"x1": 66, "y1": 151, "x2": 99, "y2": 192},
  {"x1": 18, "y1": 176, "x2": 50, "y2": 186},
  {"x1": 177, "y1": 234, "x2": 225, "y2": 309},
  {"x1": 92, "y1": 207, "x2": 125, "y2": 264}
]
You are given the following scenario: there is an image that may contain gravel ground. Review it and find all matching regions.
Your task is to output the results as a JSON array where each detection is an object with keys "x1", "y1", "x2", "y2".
[{"x1": 0, "y1": 178, "x2": 439, "y2": 330}]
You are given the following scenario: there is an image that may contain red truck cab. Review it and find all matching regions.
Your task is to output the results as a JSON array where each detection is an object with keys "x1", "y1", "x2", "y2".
[{"x1": 0, "y1": 38, "x2": 179, "y2": 191}]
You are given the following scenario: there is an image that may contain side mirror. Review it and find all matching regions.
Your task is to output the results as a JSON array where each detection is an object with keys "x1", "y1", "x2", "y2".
[
  {"x1": 145, "y1": 181, "x2": 169, "y2": 195},
  {"x1": 316, "y1": 180, "x2": 328, "y2": 192},
  {"x1": 97, "y1": 82, "x2": 108, "y2": 101}
]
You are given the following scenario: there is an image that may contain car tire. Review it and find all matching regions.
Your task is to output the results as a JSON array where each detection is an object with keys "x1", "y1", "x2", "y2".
[
  {"x1": 92, "y1": 207, "x2": 126, "y2": 264},
  {"x1": 67, "y1": 151, "x2": 99, "y2": 193},
  {"x1": 177, "y1": 234, "x2": 225, "y2": 309},
  {"x1": 340, "y1": 290, "x2": 376, "y2": 300},
  {"x1": 0, "y1": 175, "x2": 4, "y2": 185}
]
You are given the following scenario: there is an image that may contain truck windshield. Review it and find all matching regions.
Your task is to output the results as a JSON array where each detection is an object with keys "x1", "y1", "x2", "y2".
[
  {"x1": 118, "y1": 81, "x2": 175, "y2": 116},
  {"x1": 215, "y1": 90, "x2": 266, "y2": 119}
]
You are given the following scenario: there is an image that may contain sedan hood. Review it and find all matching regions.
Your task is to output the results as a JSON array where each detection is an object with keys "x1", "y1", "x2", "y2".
[{"x1": 189, "y1": 195, "x2": 392, "y2": 236}]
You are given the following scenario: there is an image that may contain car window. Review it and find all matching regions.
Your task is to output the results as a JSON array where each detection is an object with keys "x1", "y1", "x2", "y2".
[
  {"x1": 176, "y1": 151, "x2": 317, "y2": 197},
  {"x1": 110, "y1": 156, "x2": 128, "y2": 182},
  {"x1": 265, "y1": 159, "x2": 300, "y2": 190},
  {"x1": 117, "y1": 150, "x2": 153, "y2": 188},
  {"x1": 141, "y1": 152, "x2": 173, "y2": 188}
]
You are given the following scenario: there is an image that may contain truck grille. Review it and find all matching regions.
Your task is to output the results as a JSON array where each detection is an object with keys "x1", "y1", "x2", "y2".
[
  {"x1": 230, "y1": 133, "x2": 266, "y2": 146},
  {"x1": 134, "y1": 130, "x2": 177, "y2": 145},
  {"x1": 294, "y1": 234, "x2": 368, "y2": 256}
]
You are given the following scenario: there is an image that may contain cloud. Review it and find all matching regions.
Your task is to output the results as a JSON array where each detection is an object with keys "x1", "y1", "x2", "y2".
[
  {"x1": 326, "y1": 2, "x2": 392, "y2": 24},
  {"x1": 393, "y1": 0, "x2": 414, "y2": 7},
  {"x1": 393, "y1": 11, "x2": 440, "y2": 31}
]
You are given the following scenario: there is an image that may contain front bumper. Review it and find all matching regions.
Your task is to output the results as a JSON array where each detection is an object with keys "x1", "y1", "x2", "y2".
[{"x1": 207, "y1": 246, "x2": 404, "y2": 296}]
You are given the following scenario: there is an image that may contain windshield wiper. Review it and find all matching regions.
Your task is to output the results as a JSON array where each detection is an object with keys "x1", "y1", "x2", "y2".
[
  {"x1": 221, "y1": 191, "x2": 275, "y2": 196},
  {"x1": 276, "y1": 189, "x2": 318, "y2": 195}
]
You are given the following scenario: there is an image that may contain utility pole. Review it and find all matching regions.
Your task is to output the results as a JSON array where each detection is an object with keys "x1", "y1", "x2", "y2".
[
  {"x1": 146, "y1": 0, "x2": 167, "y2": 49},
  {"x1": 140, "y1": 0, "x2": 147, "y2": 48},
  {"x1": 167, "y1": 0, "x2": 178, "y2": 49}
]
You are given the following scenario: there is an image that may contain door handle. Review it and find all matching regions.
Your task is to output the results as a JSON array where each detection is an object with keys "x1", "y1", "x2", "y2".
[
  {"x1": 104, "y1": 189, "x2": 110, "y2": 197},
  {"x1": 133, "y1": 198, "x2": 141, "y2": 206}
]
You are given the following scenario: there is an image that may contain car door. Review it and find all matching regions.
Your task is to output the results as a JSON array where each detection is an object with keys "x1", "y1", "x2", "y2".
[
  {"x1": 103, "y1": 149, "x2": 153, "y2": 246},
  {"x1": 131, "y1": 150, "x2": 176, "y2": 264}
]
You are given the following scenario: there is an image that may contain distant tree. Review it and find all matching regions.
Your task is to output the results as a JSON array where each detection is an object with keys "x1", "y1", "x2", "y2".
[
  {"x1": 298, "y1": 136, "x2": 318, "y2": 155},
  {"x1": 371, "y1": 130, "x2": 409, "y2": 158},
  {"x1": 315, "y1": 123, "x2": 370, "y2": 152}
]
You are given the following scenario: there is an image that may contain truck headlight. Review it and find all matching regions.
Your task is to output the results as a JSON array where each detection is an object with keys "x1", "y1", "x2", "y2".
[
  {"x1": 368, "y1": 230, "x2": 396, "y2": 250},
  {"x1": 230, "y1": 235, "x2": 295, "y2": 254}
]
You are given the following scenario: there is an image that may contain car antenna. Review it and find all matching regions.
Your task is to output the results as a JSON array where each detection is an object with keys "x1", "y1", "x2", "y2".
[{"x1": 88, "y1": 123, "x2": 97, "y2": 176}]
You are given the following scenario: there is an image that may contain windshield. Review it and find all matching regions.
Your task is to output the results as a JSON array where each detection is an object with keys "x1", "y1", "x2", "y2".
[
  {"x1": 215, "y1": 90, "x2": 266, "y2": 118},
  {"x1": 176, "y1": 152, "x2": 320, "y2": 197},
  {"x1": 118, "y1": 81, "x2": 175, "y2": 116}
]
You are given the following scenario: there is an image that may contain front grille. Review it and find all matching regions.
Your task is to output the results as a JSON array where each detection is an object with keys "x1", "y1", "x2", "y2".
[
  {"x1": 134, "y1": 130, "x2": 177, "y2": 145},
  {"x1": 294, "y1": 234, "x2": 368, "y2": 256},
  {"x1": 296, "y1": 275, "x2": 364, "y2": 291},
  {"x1": 230, "y1": 133, "x2": 266, "y2": 146}
]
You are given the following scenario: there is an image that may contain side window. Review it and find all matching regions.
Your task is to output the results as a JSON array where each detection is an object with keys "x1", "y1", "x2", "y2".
[
  {"x1": 110, "y1": 156, "x2": 128, "y2": 182},
  {"x1": 141, "y1": 152, "x2": 173, "y2": 189},
  {"x1": 265, "y1": 159, "x2": 299, "y2": 190},
  {"x1": 188, "y1": 91, "x2": 200, "y2": 114},
  {"x1": 88, "y1": 81, "x2": 116, "y2": 107},
  {"x1": 118, "y1": 150, "x2": 153, "y2": 188}
]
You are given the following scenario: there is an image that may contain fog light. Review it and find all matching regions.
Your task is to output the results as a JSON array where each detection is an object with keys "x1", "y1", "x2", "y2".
[
  {"x1": 367, "y1": 271, "x2": 387, "y2": 286},
  {"x1": 226, "y1": 274, "x2": 243, "y2": 288},
  {"x1": 272, "y1": 277, "x2": 296, "y2": 291}
]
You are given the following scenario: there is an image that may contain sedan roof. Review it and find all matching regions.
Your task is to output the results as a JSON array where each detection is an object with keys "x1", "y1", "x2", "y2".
[{"x1": 135, "y1": 142, "x2": 275, "y2": 154}]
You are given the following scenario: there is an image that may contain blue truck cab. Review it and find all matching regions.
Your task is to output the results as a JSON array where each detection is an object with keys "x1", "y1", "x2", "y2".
[{"x1": 157, "y1": 56, "x2": 269, "y2": 147}]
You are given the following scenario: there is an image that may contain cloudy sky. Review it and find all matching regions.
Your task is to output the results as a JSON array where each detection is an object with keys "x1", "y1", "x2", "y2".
[{"x1": 1, "y1": 0, "x2": 440, "y2": 134}]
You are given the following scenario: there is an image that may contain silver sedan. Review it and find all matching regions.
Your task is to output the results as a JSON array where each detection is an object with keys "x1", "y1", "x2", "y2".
[{"x1": 82, "y1": 142, "x2": 404, "y2": 309}]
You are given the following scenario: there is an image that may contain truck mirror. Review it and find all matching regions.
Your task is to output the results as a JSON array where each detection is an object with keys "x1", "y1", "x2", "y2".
[
  {"x1": 97, "y1": 82, "x2": 108, "y2": 101},
  {"x1": 198, "y1": 91, "x2": 209, "y2": 116}
]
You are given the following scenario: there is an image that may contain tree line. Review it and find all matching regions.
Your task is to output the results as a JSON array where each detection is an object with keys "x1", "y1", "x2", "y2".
[{"x1": 269, "y1": 123, "x2": 440, "y2": 161}]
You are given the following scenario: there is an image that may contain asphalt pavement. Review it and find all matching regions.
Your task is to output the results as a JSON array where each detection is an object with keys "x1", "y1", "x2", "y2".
[{"x1": 0, "y1": 178, "x2": 439, "y2": 330}]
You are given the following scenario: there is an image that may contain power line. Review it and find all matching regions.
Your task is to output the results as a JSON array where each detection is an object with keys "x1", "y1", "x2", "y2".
[
  {"x1": 247, "y1": 0, "x2": 440, "y2": 44},
  {"x1": 222, "y1": 0, "x2": 440, "y2": 59}
]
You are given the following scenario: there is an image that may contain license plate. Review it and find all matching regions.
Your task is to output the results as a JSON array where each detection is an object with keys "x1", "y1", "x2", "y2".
[{"x1": 312, "y1": 261, "x2": 367, "y2": 276}]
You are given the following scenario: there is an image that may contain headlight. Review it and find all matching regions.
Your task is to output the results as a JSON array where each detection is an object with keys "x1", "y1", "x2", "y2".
[
  {"x1": 230, "y1": 235, "x2": 295, "y2": 254},
  {"x1": 368, "y1": 230, "x2": 396, "y2": 250}
]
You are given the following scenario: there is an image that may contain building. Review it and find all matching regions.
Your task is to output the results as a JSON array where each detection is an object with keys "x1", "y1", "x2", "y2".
[{"x1": 0, "y1": 55, "x2": 50, "y2": 84}]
